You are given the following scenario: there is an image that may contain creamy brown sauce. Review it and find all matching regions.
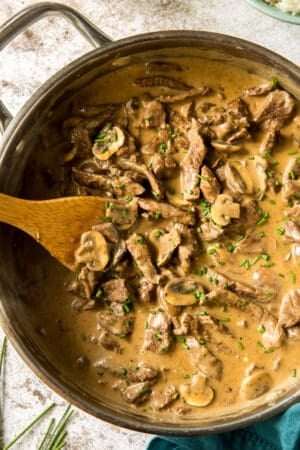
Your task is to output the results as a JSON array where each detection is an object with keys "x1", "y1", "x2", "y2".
[{"x1": 18, "y1": 55, "x2": 300, "y2": 421}]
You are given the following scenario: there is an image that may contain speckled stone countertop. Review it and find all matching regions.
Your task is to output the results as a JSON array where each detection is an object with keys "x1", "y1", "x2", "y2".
[{"x1": 0, "y1": 1, "x2": 299, "y2": 449}]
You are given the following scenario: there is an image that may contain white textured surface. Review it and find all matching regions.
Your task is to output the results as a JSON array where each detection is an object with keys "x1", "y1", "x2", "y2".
[{"x1": 0, "y1": 1, "x2": 299, "y2": 449}]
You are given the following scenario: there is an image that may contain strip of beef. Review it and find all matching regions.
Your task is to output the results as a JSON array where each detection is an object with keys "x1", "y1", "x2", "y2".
[
  {"x1": 180, "y1": 118, "x2": 207, "y2": 201},
  {"x1": 283, "y1": 220, "x2": 300, "y2": 243},
  {"x1": 135, "y1": 76, "x2": 192, "y2": 91},
  {"x1": 67, "y1": 126, "x2": 92, "y2": 161},
  {"x1": 98, "y1": 330, "x2": 122, "y2": 353},
  {"x1": 95, "y1": 359, "x2": 159, "y2": 382},
  {"x1": 126, "y1": 233, "x2": 159, "y2": 284},
  {"x1": 92, "y1": 222, "x2": 119, "y2": 243},
  {"x1": 152, "y1": 228, "x2": 181, "y2": 267},
  {"x1": 235, "y1": 230, "x2": 266, "y2": 254},
  {"x1": 259, "y1": 121, "x2": 280, "y2": 155},
  {"x1": 198, "y1": 221, "x2": 224, "y2": 242},
  {"x1": 205, "y1": 268, "x2": 257, "y2": 299},
  {"x1": 282, "y1": 157, "x2": 300, "y2": 202},
  {"x1": 101, "y1": 279, "x2": 131, "y2": 303},
  {"x1": 97, "y1": 311, "x2": 134, "y2": 337},
  {"x1": 173, "y1": 312, "x2": 200, "y2": 336},
  {"x1": 246, "y1": 302, "x2": 285, "y2": 349},
  {"x1": 120, "y1": 381, "x2": 153, "y2": 404},
  {"x1": 136, "y1": 98, "x2": 167, "y2": 129},
  {"x1": 137, "y1": 279, "x2": 156, "y2": 303},
  {"x1": 151, "y1": 385, "x2": 178, "y2": 410},
  {"x1": 67, "y1": 266, "x2": 102, "y2": 300},
  {"x1": 243, "y1": 81, "x2": 274, "y2": 96},
  {"x1": 173, "y1": 223, "x2": 198, "y2": 274},
  {"x1": 254, "y1": 89, "x2": 295, "y2": 129},
  {"x1": 72, "y1": 167, "x2": 145, "y2": 197},
  {"x1": 159, "y1": 87, "x2": 210, "y2": 104},
  {"x1": 105, "y1": 199, "x2": 138, "y2": 230},
  {"x1": 278, "y1": 289, "x2": 300, "y2": 328},
  {"x1": 117, "y1": 158, "x2": 164, "y2": 199},
  {"x1": 287, "y1": 325, "x2": 300, "y2": 341},
  {"x1": 239, "y1": 197, "x2": 260, "y2": 228},
  {"x1": 206, "y1": 287, "x2": 284, "y2": 349},
  {"x1": 252, "y1": 268, "x2": 280, "y2": 303},
  {"x1": 151, "y1": 153, "x2": 177, "y2": 180},
  {"x1": 146, "y1": 61, "x2": 183, "y2": 73},
  {"x1": 285, "y1": 205, "x2": 300, "y2": 224},
  {"x1": 185, "y1": 336, "x2": 223, "y2": 380},
  {"x1": 138, "y1": 198, "x2": 195, "y2": 225},
  {"x1": 143, "y1": 309, "x2": 172, "y2": 353},
  {"x1": 199, "y1": 166, "x2": 220, "y2": 203}
]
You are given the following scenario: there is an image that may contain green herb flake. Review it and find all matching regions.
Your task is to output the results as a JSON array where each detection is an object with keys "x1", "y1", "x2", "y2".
[
  {"x1": 257, "y1": 341, "x2": 264, "y2": 348},
  {"x1": 290, "y1": 272, "x2": 296, "y2": 284},
  {"x1": 237, "y1": 341, "x2": 244, "y2": 350},
  {"x1": 195, "y1": 266, "x2": 208, "y2": 276},
  {"x1": 80, "y1": 332, "x2": 87, "y2": 342},
  {"x1": 292, "y1": 368, "x2": 297, "y2": 378},
  {"x1": 219, "y1": 317, "x2": 230, "y2": 323},
  {"x1": 276, "y1": 227, "x2": 285, "y2": 235},
  {"x1": 239, "y1": 259, "x2": 251, "y2": 270},
  {"x1": 289, "y1": 170, "x2": 296, "y2": 180},
  {"x1": 264, "y1": 348, "x2": 275, "y2": 354},
  {"x1": 197, "y1": 311, "x2": 208, "y2": 316},
  {"x1": 120, "y1": 367, "x2": 127, "y2": 375},
  {"x1": 226, "y1": 242, "x2": 236, "y2": 253},
  {"x1": 257, "y1": 324, "x2": 265, "y2": 334},
  {"x1": 182, "y1": 374, "x2": 191, "y2": 379},
  {"x1": 199, "y1": 339, "x2": 207, "y2": 345}
]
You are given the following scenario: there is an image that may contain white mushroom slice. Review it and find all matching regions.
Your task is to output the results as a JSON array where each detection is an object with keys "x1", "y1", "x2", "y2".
[
  {"x1": 225, "y1": 161, "x2": 254, "y2": 194},
  {"x1": 240, "y1": 371, "x2": 272, "y2": 400},
  {"x1": 92, "y1": 126, "x2": 125, "y2": 160},
  {"x1": 246, "y1": 156, "x2": 267, "y2": 194},
  {"x1": 211, "y1": 140, "x2": 241, "y2": 153},
  {"x1": 163, "y1": 278, "x2": 205, "y2": 306},
  {"x1": 74, "y1": 230, "x2": 109, "y2": 271},
  {"x1": 211, "y1": 194, "x2": 240, "y2": 226},
  {"x1": 180, "y1": 374, "x2": 214, "y2": 407}
]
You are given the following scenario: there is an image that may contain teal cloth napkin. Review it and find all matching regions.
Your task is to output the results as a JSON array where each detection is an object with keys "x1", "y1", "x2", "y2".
[{"x1": 146, "y1": 403, "x2": 300, "y2": 450}]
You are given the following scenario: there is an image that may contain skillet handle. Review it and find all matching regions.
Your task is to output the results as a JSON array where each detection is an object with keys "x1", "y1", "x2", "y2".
[{"x1": 0, "y1": 2, "x2": 113, "y2": 133}]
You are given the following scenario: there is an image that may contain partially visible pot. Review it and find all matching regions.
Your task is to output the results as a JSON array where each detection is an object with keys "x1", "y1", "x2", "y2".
[{"x1": 0, "y1": 2, "x2": 299, "y2": 436}]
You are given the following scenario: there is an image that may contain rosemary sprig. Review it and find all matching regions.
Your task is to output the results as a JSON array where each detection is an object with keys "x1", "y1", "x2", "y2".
[
  {"x1": 3, "y1": 403, "x2": 56, "y2": 450},
  {"x1": 0, "y1": 336, "x2": 7, "y2": 376}
]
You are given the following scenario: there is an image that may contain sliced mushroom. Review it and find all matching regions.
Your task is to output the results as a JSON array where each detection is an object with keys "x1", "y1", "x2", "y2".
[
  {"x1": 179, "y1": 374, "x2": 214, "y2": 407},
  {"x1": 211, "y1": 194, "x2": 240, "y2": 226},
  {"x1": 74, "y1": 230, "x2": 109, "y2": 271},
  {"x1": 240, "y1": 371, "x2": 272, "y2": 400},
  {"x1": 211, "y1": 140, "x2": 241, "y2": 153},
  {"x1": 163, "y1": 278, "x2": 205, "y2": 306},
  {"x1": 92, "y1": 125, "x2": 125, "y2": 160},
  {"x1": 148, "y1": 228, "x2": 181, "y2": 267},
  {"x1": 224, "y1": 161, "x2": 254, "y2": 194}
]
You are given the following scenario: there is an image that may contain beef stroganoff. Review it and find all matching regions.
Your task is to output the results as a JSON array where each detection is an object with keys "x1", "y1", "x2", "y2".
[{"x1": 23, "y1": 55, "x2": 300, "y2": 419}]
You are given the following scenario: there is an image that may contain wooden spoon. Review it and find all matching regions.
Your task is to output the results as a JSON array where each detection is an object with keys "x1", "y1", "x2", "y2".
[{"x1": 0, "y1": 193, "x2": 108, "y2": 271}]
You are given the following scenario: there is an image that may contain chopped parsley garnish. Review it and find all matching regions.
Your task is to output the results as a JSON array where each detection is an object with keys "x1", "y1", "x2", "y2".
[{"x1": 257, "y1": 324, "x2": 265, "y2": 334}]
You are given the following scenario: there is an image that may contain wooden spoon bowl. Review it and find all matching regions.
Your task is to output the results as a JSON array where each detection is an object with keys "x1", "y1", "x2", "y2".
[{"x1": 0, "y1": 193, "x2": 108, "y2": 271}]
